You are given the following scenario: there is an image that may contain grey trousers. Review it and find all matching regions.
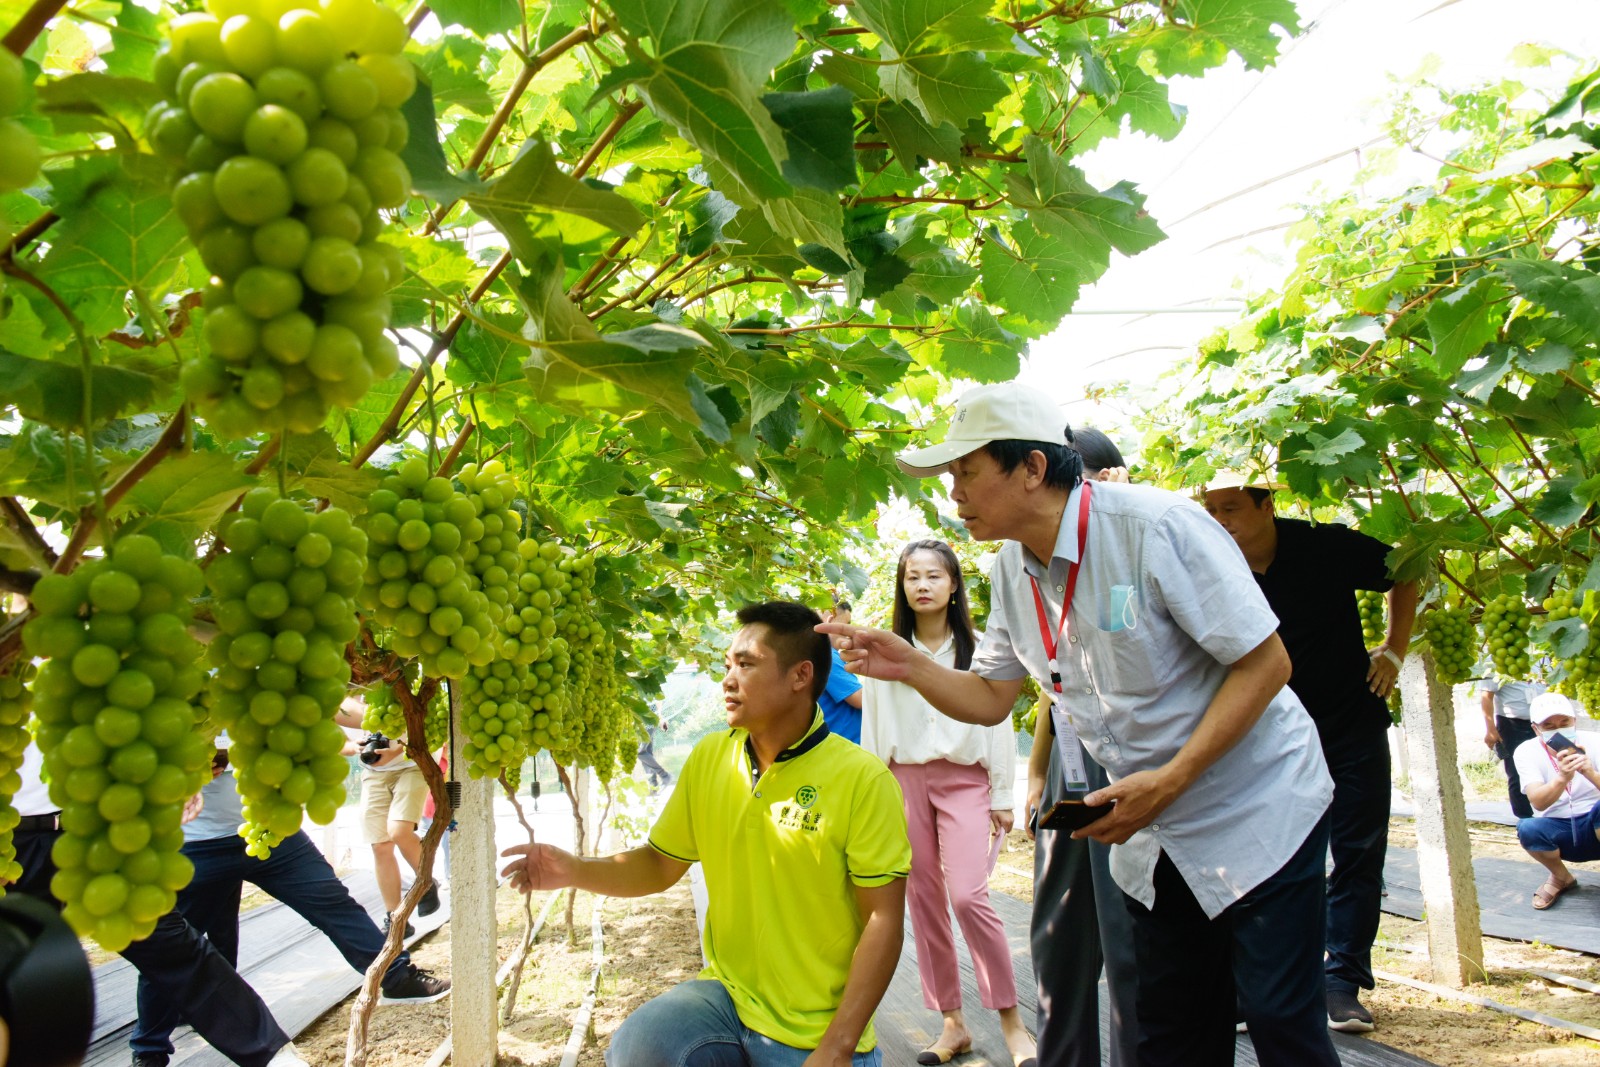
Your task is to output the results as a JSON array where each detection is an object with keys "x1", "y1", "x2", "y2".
[{"x1": 1031, "y1": 734, "x2": 1139, "y2": 1067}]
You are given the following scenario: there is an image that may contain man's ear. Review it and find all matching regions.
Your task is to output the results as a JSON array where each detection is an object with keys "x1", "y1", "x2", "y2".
[
  {"x1": 792, "y1": 659, "x2": 815, "y2": 694},
  {"x1": 1022, "y1": 448, "x2": 1049, "y2": 489}
]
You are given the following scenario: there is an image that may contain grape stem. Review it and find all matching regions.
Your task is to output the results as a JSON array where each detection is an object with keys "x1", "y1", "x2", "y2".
[
  {"x1": 433, "y1": 418, "x2": 477, "y2": 479},
  {"x1": 1, "y1": 497, "x2": 56, "y2": 566}
]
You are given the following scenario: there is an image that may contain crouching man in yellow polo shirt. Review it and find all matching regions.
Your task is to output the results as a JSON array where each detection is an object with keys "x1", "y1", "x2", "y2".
[{"x1": 501, "y1": 601, "x2": 912, "y2": 1067}]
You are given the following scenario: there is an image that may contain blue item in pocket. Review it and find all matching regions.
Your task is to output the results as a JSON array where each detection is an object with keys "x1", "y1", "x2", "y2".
[{"x1": 1104, "y1": 584, "x2": 1137, "y2": 632}]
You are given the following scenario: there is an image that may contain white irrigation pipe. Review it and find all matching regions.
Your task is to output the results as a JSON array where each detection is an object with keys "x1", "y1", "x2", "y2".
[
  {"x1": 419, "y1": 886, "x2": 565, "y2": 1066},
  {"x1": 559, "y1": 896, "x2": 607, "y2": 1067},
  {"x1": 1525, "y1": 968, "x2": 1600, "y2": 996},
  {"x1": 1373, "y1": 968, "x2": 1600, "y2": 1041}
]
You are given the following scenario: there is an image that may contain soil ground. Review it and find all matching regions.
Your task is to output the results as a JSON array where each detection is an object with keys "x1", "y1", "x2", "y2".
[{"x1": 292, "y1": 825, "x2": 1600, "y2": 1067}]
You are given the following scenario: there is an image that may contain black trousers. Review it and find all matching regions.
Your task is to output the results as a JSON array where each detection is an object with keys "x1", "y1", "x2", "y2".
[
  {"x1": 1496, "y1": 715, "x2": 1537, "y2": 819},
  {"x1": 1323, "y1": 726, "x2": 1391, "y2": 996},
  {"x1": 1122, "y1": 813, "x2": 1339, "y2": 1067},
  {"x1": 1030, "y1": 736, "x2": 1139, "y2": 1067},
  {"x1": 14, "y1": 826, "x2": 289, "y2": 1067}
]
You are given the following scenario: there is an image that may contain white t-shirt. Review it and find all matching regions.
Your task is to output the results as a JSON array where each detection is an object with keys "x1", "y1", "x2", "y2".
[{"x1": 1513, "y1": 730, "x2": 1600, "y2": 818}]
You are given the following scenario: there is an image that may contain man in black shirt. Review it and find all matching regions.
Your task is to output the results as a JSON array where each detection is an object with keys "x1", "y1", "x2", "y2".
[{"x1": 1203, "y1": 475, "x2": 1417, "y2": 1035}]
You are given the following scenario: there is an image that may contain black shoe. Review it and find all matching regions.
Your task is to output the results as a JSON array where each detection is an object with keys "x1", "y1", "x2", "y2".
[
  {"x1": 380, "y1": 965, "x2": 451, "y2": 1004},
  {"x1": 1327, "y1": 990, "x2": 1375, "y2": 1033},
  {"x1": 383, "y1": 914, "x2": 416, "y2": 940},
  {"x1": 417, "y1": 881, "x2": 441, "y2": 917},
  {"x1": 132, "y1": 1055, "x2": 170, "y2": 1067}
]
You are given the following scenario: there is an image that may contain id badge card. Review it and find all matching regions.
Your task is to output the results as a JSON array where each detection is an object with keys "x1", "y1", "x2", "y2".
[{"x1": 1049, "y1": 700, "x2": 1091, "y2": 791}]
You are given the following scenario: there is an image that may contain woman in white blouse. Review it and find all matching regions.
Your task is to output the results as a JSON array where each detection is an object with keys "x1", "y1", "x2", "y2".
[{"x1": 860, "y1": 540, "x2": 1028, "y2": 1066}]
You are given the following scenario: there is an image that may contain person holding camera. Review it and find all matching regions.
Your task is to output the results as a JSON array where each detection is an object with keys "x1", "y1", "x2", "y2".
[
  {"x1": 1512, "y1": 693, "x2": 1600, "y2": 909},
  {"x1": 1479, "y1": 673, "x2": 1547, "y2": 819},
  {"x1": 334, "y1": 699, "x2": 437, "y2": 937}
]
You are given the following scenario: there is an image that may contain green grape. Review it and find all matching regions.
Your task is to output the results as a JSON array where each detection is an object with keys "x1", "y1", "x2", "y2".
[
  {"x1": 22, "y1": 535, "x2": 211, "y2": 951},
  {"x1": 0, "y1": 50, "x2": 39, "y2": 192},
  {"x1": 1481, "y1": 593, "x2": 1534, "y2": 682},
  {"x1": 0, "y1": 664, "x2": 36, "y2": 887},
  {"x1": 152, "y1": 0, "x2": 418, "y2": 439},
  {"x1": 1356, "y1": 589, "x2": 1386, "y2": 649},
  {"x1": 205, "y1": 491, "x2": 366, "y2": 856},
  {"x1": 1421, "y1": 603, "x2": 1478, "y2": 686},
  {"x1": 357, "y1": 457, "x2": 496, "y2": 681}
]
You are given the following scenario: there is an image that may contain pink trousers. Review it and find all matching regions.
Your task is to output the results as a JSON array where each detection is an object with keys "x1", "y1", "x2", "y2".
[{"x1": 890, "y1": 758, "x2": 1018, "y2": 1012}]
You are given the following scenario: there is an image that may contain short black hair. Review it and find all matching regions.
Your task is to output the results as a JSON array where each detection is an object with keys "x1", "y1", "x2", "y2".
[
  {"x1": 1069, "y1": 427, "x2": 1125, "y2": 476},
  {"x1": 982, "y1": 427, "x2": 1084, "y2": 490},
  {"x1": 735, "y1": 601, "x2": 831, "y2": 701},
  {"x1": 1242, "y1": 487, "x2": 1273, "y2": 506}
]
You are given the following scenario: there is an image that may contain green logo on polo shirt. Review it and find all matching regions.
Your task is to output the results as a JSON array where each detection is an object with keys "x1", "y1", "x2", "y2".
[{"x1": 795, "y1": 785, "x2": 818, "y2": 809}]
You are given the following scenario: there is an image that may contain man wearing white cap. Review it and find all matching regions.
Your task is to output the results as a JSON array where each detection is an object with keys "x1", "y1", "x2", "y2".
[
  {"x1": 819, "y1": 382, "x2": 1337, "y2": 1067},
  {"x1": 1201, "y1": 470, "x2": 1419, "y2": 1034},
  {"x1": 1512, "y1": 692, "x2": 1600, "y2": 909}
]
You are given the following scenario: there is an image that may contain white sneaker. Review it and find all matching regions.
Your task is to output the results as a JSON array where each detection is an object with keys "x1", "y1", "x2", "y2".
[{"x1": 268, "y1": 1042, "x2": 311, "y2": 1067}]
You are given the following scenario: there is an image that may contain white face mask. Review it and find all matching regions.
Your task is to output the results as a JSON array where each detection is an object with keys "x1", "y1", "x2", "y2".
[{"x1": 1543, "y1": 726, "x2": 1577, "y2": 746}]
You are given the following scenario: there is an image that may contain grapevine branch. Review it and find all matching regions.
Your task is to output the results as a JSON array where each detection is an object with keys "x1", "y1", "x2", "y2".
[
  {"x1": 433, "y1": 419, "x2": 477, "y2": 478},
  {"x1": 351, "y1": 252, "x2": 511, "y2": 468},
  {"x1": 2, "y1": 0, "x2": 67, "y2": 54},
  {"x1": 1445, "y1": 407, "x2": 1590, "y2": 563},
  {"x1": 1, "y1": 497, "x2": 56, "y2": 566},
  {"x1": 1416, "y1": 442, "x2": 1536, "y2": 571},
  {"x1": 346, "y1": 675, "x2": 451, "y2": 1067},
  {"x1": 1, "y1": 210, "x2": 58, "y2": 262},
  {"x1": 54, "y1": 407, "x2": 189, "y2": 574}
]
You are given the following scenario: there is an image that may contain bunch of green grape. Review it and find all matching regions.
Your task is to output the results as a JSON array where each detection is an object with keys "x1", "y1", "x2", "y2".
[
  {"x1": 361, "y1": 672, "x2": 447, "y2": 753},
  {"x1": 0, "y1": 49, "x2": 39, "y2": 193},
  {"x1": 148, "y1": 0, "x2": 415, "y2": 438},
  {"x1": 23, "y1": 536, "x2": 213, "y2": 950},
  {"x1": 1482, "y1": 593, "x2": 1534, "y2": 681},
  {"x1": 1543, "y1": 588, "x2": 1598, "y2": 705},
  {"x1": 1422, "y1": 604, "x2": 1478, "y2": 686},
  {"x1": 1356, "y1": 589, "x2": 1386, "y2": 648},
  {"x1": 459, "y1": 658, "x2": 531, "y2": 778},
  {"x1": 359, "y1": 456, "x2": 496, "y2": 680},
  {"x1": 511, "y1": 537, "x2": 568, "y2": 666},
  {"x1": 0, "y1": 664, "x2": 35, "y2": 886},
  {"x1": 205, "y1": 491, "x2": 364, "y2": 856},
  {"x1": 527, "y1": 636, "x2": 571, "y2": 755}
]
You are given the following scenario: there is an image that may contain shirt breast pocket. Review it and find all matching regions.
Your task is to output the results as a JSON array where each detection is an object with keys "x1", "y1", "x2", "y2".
[{"x1": 1082, "y1": 584, "x2": 1160, "y2": 697}]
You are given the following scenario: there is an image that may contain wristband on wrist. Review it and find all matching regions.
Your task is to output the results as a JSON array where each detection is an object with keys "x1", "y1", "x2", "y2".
[{"x1": 1378, "y1": 648, "x2": 1403, "y2": 670}]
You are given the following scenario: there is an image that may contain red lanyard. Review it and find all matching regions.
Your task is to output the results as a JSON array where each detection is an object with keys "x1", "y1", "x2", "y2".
[
  {"x1": 1028, "y1": 482, "x2": 1092, "y2": 696},
  {"x1": 1541, "y1": 739, "x2": 1576, "y2": 801}
]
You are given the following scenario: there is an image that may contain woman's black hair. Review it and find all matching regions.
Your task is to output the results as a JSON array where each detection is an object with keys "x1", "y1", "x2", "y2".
[
  {"x1": 890, "y1": 540, "x2": 977, "y2": 671},
  {"x1": 1069, "y1": 427, "x2": 1125, "y2": 475}
]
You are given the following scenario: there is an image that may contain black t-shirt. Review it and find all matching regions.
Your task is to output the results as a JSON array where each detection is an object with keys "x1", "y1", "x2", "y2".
[{"x1": 1254, "y1": 518, "x2": 1394, "y2": 738}]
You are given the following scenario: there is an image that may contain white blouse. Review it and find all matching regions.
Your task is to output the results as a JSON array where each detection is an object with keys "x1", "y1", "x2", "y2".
[{"x1": 860, "y1": 632, "x2": 1016, "y2": 809}]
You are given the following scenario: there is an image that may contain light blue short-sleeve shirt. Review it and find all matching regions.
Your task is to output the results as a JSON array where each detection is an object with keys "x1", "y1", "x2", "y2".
[{"x1": 972, "y1": 481, "x2": 1333, "y2": 918}]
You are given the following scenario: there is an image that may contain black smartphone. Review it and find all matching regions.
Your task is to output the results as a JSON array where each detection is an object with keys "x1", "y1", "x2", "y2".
[
  {"x1": 1547, "y1": 733, "x2": 1584, "y2": 754},
  {"x1": 1038, "y1": 798, "x2": 1114, "y2": 832}
]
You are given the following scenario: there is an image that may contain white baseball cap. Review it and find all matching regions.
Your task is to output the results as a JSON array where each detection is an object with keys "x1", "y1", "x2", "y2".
[
  {"x1": 1531, "y1": 692, "x2": 1577, "y2": 725},
  {"x1": 897, "y1": 382, "x2": 1068, "y2": 477},
  {"x1": 1199, "y1": 467, "x2": 1285, "y2": 494}
]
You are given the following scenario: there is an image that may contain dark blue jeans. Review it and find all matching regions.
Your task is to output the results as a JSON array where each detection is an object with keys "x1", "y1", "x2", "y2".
[
  {"x1": 132, "y1": 829, "x2": 410, "y2": 1056},
  {"x1": 14, "y1": 826, "x2": 288, "y2": 1067},
  {"x1": 1322, "y1": 726, "x2": 1391, "y2": 997},
  {"x1": 1123, "y1": 812, "x2": 1339, "y2": 1067}
]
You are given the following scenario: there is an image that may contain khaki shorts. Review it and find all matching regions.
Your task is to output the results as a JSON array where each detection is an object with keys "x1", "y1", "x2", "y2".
[{"x1": 362, "y1": 765, "x2": 428, "y2": 844}]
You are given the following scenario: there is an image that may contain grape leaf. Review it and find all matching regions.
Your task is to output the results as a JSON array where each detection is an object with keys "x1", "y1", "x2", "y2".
[
  {"x1": 33, "y1": 156, "x2": 189, "y2": 337},
  {"x1": 1424, "y1": 279, "x2": 1505, "y2": 377},
  {"x1": 1141, "y1": 0, "x2": 1301, "y2": 77},
  {"x1": 609, "y1": 0, "x2": 796, "y2": 202},
  {"x1": 0, "y1": 348, "x2": 162, "y2": 428},
  {"x1": 470, "y1": 140, "x2": 646, "y2": 237},
  {"x1": 853, "y1": 0, "x2": 1011, "y2": 127},
  {"x1": 278, "y1": 431, "x2": 382, "y2": 515},
  {"x1": 427, "y1": 0, "x2": 522, "y2": 36},
  {"x1": 115, "y1": 451, "x2": 255, "y2": 535},
  {"x1": 761, "y1": 86, "x2": 858, "y2": 192}
]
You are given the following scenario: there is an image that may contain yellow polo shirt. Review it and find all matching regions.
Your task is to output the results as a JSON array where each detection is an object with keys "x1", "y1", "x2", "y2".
[{"x1": 649, "y1": 712, "x2": 910, "y2": 1052}]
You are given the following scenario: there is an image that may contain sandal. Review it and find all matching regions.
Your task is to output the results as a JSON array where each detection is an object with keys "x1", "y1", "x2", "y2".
[
  {"x1": 916, "y1": 1042, "x2": 971, "y2": 1065},
  {"x1": 1532, "y1": 876, "x2": 1578, "y2": 910}
]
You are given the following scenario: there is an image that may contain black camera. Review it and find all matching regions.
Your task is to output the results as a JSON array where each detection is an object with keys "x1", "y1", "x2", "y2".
[
  {"x1": 358, "y1": 732, "x2": 393, "y2": 765},
  {"x1": 0, "y1": 892, "x2": 93, "y2": 1066}
]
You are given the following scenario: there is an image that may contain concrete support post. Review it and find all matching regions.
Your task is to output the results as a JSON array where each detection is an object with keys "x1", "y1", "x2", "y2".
[
  {"x1": 451, "y1": 689, "x2": 499, "y2": 1064},
  {"x1": 1399, "y1": 650, "x2": 1484, "y2": 987}
]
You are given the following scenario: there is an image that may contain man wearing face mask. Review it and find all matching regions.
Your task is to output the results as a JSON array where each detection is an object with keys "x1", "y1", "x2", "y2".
[{"x1": 1512, "y1": 692, "x2": 1600, "y2": 909}]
